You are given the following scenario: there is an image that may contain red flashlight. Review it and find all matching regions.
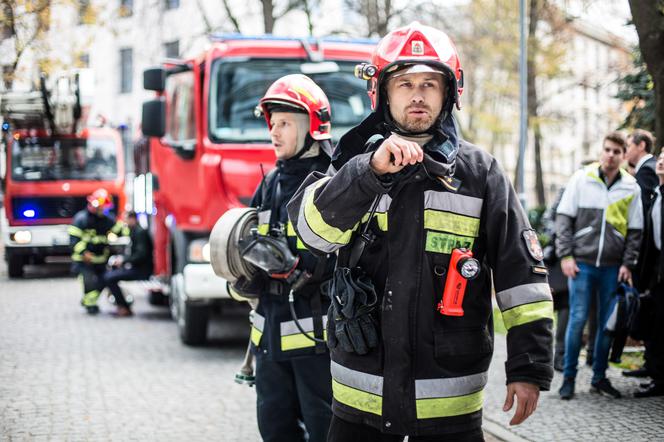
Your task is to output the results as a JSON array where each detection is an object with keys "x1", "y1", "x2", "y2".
[{"x1": 437, "y1": 248, "x2": 480, "y2": 316}]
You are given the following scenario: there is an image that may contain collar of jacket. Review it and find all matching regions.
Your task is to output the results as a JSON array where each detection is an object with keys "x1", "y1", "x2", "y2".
[
  {"x1": 276, "y1": 154, "x2": 325, "y2": 177},
  {"x1": 332, "y1": 111, "x2": 460, "y2": 179}
]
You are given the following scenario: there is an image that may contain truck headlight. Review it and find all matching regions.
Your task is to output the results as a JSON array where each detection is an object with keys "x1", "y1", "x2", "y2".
[
  {"x1": 11, "y1": 230, "x2": 32, "y2": 244},
  {"x1": 188, "y1": 239, "x2": 210, "y2": 263}
]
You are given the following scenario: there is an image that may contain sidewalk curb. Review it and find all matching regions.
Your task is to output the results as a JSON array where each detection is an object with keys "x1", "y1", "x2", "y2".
[{"x1": 483, "y1": 419, "x2": 532, "y2": 442}]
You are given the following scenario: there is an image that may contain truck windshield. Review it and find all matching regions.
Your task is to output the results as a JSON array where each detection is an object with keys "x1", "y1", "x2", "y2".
[
  {"x1": 209, "y1": 59, "x2": 371, "y2": 143},
  {"x1": 10, "y1": 136, "x2": 118, "y2": 181}
]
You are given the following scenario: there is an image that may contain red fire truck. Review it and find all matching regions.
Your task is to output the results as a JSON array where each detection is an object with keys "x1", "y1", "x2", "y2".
[
  {"x1": 1, "y1": 73, "x2": 126, "y2": 278},
  {"x1": 139, "y1": 35, "x2": 374, "y2": 345}
]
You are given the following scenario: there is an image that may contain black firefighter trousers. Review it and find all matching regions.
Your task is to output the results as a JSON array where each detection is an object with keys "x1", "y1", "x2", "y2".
[{"x1": 255, "y1": 353, "x2": 332, "y2": 442}]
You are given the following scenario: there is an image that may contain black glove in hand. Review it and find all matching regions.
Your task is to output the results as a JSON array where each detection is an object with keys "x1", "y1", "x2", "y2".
[{"x1": 327, "y1": 267, "x2": 379, "y2": 355}]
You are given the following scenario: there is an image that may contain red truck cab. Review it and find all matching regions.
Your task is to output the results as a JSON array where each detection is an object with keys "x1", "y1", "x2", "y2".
[
  {"x1": 1, "y1": 126, "x2": 126, "y2": 277},
  {"x1": 139, "y1": 35, "x2": 374, "y2": 345}
]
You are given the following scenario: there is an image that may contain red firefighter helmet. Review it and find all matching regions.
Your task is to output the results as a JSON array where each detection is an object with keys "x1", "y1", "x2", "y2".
[
  {"x1": 258, "y1": 74, "x2": 332, "y2": 141},
  {"x1": 87, "y1": 188, "x2": 113, "y2": 211},
  {"x1": 356, "y1": 22, "x2": 464, "y2": 114}
]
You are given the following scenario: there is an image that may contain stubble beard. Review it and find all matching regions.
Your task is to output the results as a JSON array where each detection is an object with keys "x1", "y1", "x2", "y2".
[{"x1": 395, "y1": 112, "x2": 435, "y2": 133}]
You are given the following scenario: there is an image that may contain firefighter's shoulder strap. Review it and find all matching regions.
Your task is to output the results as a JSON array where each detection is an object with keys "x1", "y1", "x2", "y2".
[{"x1": 309, "y1": 254, "x2": 329, "y2": 354}]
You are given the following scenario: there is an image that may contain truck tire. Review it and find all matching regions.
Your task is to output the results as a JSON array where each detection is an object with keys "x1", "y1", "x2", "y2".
[
  {"x1": 172, "y1": 272, "x2": 209, "y2": 345},
  {"x1": 7, "y1": 254, "x2": 24, "y2": 278},
  {"x1": 178, "y1": 301, "x2": 209, "y2": 346}
]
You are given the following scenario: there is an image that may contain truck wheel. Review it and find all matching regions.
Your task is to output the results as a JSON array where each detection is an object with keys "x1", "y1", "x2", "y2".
[
  {"x1": 178, "y1": 301, "x2": 209, "y2": 346},
  {"x1": 172, "y1": 272, "x2": 209, "y2": 345},
  {"x1": 7, "y1": 255, "x2": 24, "y2": 278}
]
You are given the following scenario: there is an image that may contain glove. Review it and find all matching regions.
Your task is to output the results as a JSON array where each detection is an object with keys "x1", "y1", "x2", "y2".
[{"x1": 327, "y1": 267, "x2": 379, "y2": 355}]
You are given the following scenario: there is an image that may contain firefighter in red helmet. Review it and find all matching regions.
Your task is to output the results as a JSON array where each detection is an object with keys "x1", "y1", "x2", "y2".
[
  {"x1": 68, "y1": 188, "x2": 127, "y2": 314},
  {"x1": 230, "y1": 74, "x2": 336, "y2": 442},
  {"x1": 288, "y1": 22, "x2": 553, "y2": 440}
]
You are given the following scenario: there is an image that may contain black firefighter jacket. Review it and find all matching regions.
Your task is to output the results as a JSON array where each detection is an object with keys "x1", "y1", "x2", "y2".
[
  {"x1": 287, "y1": 113, "x2": 554, "y2": 436},
  {"x1": 247, "y1": 154, "x2": 335, "y2": 362},
  {"x1": 68, "y1": 209, "x2": 126, "y2": 267}
]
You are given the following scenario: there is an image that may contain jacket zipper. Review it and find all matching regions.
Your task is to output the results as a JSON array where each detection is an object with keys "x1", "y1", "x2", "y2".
[{"x1": 596, "y1": 207, "x2": 607, "y2": 267}]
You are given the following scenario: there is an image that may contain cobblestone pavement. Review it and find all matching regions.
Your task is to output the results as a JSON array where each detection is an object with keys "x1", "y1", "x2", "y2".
[
  {"x1": 483, "y1": 333, "x2": 664, "y2": 442},
  {"x1": 0, "y1": 260, "x2": 261, "y2": 441}
]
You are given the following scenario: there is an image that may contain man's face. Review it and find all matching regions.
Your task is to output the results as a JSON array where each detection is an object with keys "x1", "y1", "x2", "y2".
[
  {"x1": 599, "y1": 140, "x2": 625, "y2": 174},
  {"x1": 625, "y1": 136, "x2": 643, "y2": 166},
  {"x1": 269, "y1": 112, "x2": 301, "y2": 160},
  {"x1": 386, "y1": 72, "x2": 445, "y2": 133},
  {"x1": 655, "y1": 152, "x2": 664, "y2": 178},
  {"x1": 125, "y1": 215, "x2": 137, "y2": 228}
]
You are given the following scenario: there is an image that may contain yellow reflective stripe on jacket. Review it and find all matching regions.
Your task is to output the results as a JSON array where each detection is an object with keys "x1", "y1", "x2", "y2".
[
  {"x1": 280, "y1": 316, "x2": 328, "y2": 351},
  {"x1": 73, "y1": 241, "x2": 87, "y2": 255},
  {"x1": 111, "y1": 221, "x2": 129, "y2": 236},
  {"x1": 495, "y1": 283, "x2": 552, "y2": 311},
  {"x1": 360, "y1": 194, "x2": 391, "y2": 232},
  {"x1": 332, "y1": 379, "x2": 383, "y2": 416},
  {"x1": 501, "y1": 300, "x2": 554, "y2": 330},
  {"x1": 68, "y1": 225, "x2": 84, "y2": 237},
  {"x1": 298, "y1": 178, "x2": 357, "y2": 252},
  {"x1": 281, "y1": 330, "x2": 328, "y2": 351},
  {"x1": 286, "y1": 221, "x2": 308, "y2": 250},
  {"x1": 361, "y1": 212, "x2": 388, "y2": 231},
  {"x1": 606, "y1": 194, "x2": 634, "y2": 237},
  {"x1": 416, "y1": 390, "x2": 484, "y2": 419},
  {"x1": 251, "y1": 313, "x2": 265, "y2": 346},
  {"x1": 414, "y1": 371, "x2": 487, "y2": 419},
  {"x1": 423, "y1": 210, "x2": 480, "y2": 237},
  {"x1": 331, "y1": 361, "x2": 383, "y2": 415}
]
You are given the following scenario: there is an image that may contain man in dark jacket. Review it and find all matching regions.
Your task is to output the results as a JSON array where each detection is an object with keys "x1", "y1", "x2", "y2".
[
  {"x1": 69, "y1": 188, "x2": 126, "y2": 315},
  {"x1": 634, "y1": 150, "x2": 664, "y2": 397},
  {"x1": 626, "y1": 129, "x2": 658, "y2": 216},
  {"x1": 233, "y1": 75, "x2": 336, "y2": 442},
  {"x1": 103, "y1": 211, "x2": 153, "y2": 317},
  {"x1": 288, "y1": 23, "x2": 553, "y2": 441},
  {"x1": 625, "y1": 128, "x2": 658, "y2": 378}
]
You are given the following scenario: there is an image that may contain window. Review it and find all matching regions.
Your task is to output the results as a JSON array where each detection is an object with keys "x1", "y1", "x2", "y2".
[
  {"x1": 119, "y1": 48, "x2": 133, "y2": 93},
  {"x1": 165, "y1": 0, "x2": 179, "y2": 10},
  {"x1": 209, "y1": 59, "x2": 370, "y2": 143},
  {"x1": 164, "y1": 40, "x2": 179, "y2": 58},
  {"x1": 120, "y1": 0, "x2": 133, "y2": 17},
  {"x1": 165, "y1": 71, "x2": 196, "y2": 143}
]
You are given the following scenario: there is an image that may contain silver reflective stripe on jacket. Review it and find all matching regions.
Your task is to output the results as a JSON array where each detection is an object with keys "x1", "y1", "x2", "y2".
[{"x1": 414, "y1": 372, "x2": 488, "y2": 419}]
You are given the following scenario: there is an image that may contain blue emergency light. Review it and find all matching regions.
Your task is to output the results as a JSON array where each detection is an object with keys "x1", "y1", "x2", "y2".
[{"x1": 22, "y1": 209, "x2": 36, "y2": 218}]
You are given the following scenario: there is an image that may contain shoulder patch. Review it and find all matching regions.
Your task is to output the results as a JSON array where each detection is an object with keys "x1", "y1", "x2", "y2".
[{"x1": 522, "y1": 229, "x2": 543, "y2": 262}]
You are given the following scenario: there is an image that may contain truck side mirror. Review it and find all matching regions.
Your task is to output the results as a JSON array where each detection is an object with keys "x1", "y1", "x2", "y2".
[
  {"x1": 142, "y1": 99, "x2": 166, "y2": 138},
  {"x1": 144, "y1": 68, "x2": 166, "y2": 92}
]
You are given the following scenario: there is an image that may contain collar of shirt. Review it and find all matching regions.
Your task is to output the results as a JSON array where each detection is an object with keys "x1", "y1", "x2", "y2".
[
  {"x1": 635, "y1": 153, "x2": 654, "y2": 174},
  {"x1": 598, "y1": 166, "x2": 622, "y2": 188}
]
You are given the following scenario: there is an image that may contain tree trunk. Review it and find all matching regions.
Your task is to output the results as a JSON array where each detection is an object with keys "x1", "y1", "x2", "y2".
[
  {"x1": 629, "y1": 0, "x2": 664, "y2": 148},
  {"x1": 527, "y1": 0, "x2": 546, "y2": 207},
  {"x1": 261, "y1": 0, "x2": 274, "y2": 33}
]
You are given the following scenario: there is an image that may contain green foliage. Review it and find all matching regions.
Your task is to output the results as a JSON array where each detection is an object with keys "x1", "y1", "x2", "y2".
[{"x1": 616, "y1": 49, "x2": 656, "y2": 133}]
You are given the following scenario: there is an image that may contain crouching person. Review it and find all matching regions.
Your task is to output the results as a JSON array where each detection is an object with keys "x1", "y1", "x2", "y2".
[{"x1": 103, "y1": 211, "x2": 154, "y2": 317}]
